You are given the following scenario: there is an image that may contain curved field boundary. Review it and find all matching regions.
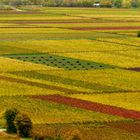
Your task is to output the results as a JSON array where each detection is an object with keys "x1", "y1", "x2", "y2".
[
  {"x1": 0, "y1": 75, "x2": 86, "y2": 94},
  {"x1": 31, "y1": 94, "x2": 140, "y2": 120},
  {"x1": 103, "y1": 31, "x2": 135, "y2": 37},
  {"x1": 2, "y1": 26, "x2": 140, "y2": 30},
  {"x1": 2, "y1": 20, "x2": 140, "y2": 24},
  {"x1": 1, "y1": 50, "x2": 133, "y2": 55},
  {"x1": 0, "y1": 75, "x2": 119, "y2": 94},
  {"x1": 68, "y1": 15, "x2": 140, "y2": 23},
  {"x1": 0, "y1": 75, "x2": 140, "y2": 94},
  {"x1": 109, "y1": 121, "x2": 140, "y2": 134},
  {"x1": 0, "y1": 26, "x2": 52, "y2": 28},
  {"x1": 95, "y1": 39, "x2": 140, "y2": 48},
  {"x1": 0, "y1": 11, "x2": 44, "y2": 14},
  {"x1": 8, "y1": 21, "x2": 140, "y2": 24}
]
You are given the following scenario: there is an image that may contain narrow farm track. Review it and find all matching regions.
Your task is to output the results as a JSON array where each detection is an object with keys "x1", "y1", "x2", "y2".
[
  {"x1": 126, "y1": 67, "x2": 140, "y2": 72},
  {"x1": 109, "y1": 121, "x2": 140, "y2": 134},
  {"x1": 0, "y1": 75, "x2": 86, "y2": 94},
  {"x1": 1, "y1": 26, "x2": 140, "y2": 30},
  {"x1": 32, "y1": 94, "x2": 140, "y2": 120},
  {"x1": 64, "y1": 26, "x2": 140, "y2": 31},
  {"x1": 95, "y1": 39, "x2": 140, "y2": 48},
  {"x1": 0, "y1": 11, "x2": 44, "y2": 14},
  {"x1": 0, "y1": 75, "x2": 140, "y2": 94}
]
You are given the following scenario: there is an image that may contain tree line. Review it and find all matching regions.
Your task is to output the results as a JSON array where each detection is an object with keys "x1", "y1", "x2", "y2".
[{"x1": 0, "y1": 0, "x2": 140, "y2": 8}]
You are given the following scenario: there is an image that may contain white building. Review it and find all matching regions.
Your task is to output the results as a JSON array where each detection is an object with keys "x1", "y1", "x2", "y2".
[{"x1": 93, "y1": 2, "x2": 100, "y2": 7}]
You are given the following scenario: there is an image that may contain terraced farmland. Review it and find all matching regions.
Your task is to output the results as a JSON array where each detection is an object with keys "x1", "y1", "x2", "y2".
[{"x1": 0, "y1": 7, "x2": 140, "y2": 139}]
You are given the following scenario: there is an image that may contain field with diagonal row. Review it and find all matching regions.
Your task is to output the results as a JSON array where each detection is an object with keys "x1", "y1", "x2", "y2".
[{"x1": 0, "y1": 7, "x2": 140, "y2": 140}]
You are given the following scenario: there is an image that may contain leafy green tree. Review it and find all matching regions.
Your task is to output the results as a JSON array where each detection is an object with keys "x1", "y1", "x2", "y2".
[
  {"x1": 4, "y1": 108, "x2": 19, "y2": 133},
  {"x1": 1, "y1": 0, "x2": 31, "y2": 6},
  {"x1": 47, "y1": 0, "x2": 63, "y2": 6},
  {"x1": 137, "y1": 31, "x2": 140, "y2": 37},
  {"x1": 100, "y1": 0, "x2": 113, "y2": 7},
  {"x1": 29, "y1": 0, "x2": 45, "y2": 5},
  {"x1": 122, "y1": 0, "x2": 131, "y2": 7},
  {"x1": 131, "y1": 0, "x2": 140, "y2": 7},
  {"x1": 113, "y1": 0, "x2": 122, "y2": 7},
  {"x1": 14, "y1": 113, "x2": 32, "y2": 138}
]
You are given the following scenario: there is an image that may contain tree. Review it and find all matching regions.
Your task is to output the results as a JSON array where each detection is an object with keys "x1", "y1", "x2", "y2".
[
  {"x1": 4, "y1": 108, "x2": 19, "y2": 133},
  {"x1": 1, "y1": 0, "x2": 31, "y2": 6},
  {"x1": 100, "y1": 0, "x2": 113, "y2": 7},
  {"x1": 29, "y1": 0, "x2": 45, "y2": 5},
  {"x1": 47, "y1": 0, "x2": 63, "y2": 6},
  {"x1": 113, "y1": 0, "x2": 122, "y2": 8},
  {"x1": 14, "y1": 113, "x2": 32, "y2": 138},
  {"x1": 122, "y1": 0, "x2": 131, "y2": 8},
  {"x1": 131, "y1": 0, "x2": 140, "y2": 7}
]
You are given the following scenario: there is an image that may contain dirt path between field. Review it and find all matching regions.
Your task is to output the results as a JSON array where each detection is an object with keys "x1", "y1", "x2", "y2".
[
  {"x1": 0, "y1": 75, "x2": 140, "y2": 94},
  {"x1": 64, "y1": 26, "x2": 140, "y2": 31},
  {"x1": 0, "y1": 128, "x2": 6, "y2": 132},
  {"x1": 1, "y1": 26, "x2": 140, "y2": 30},
  {"x1": 109, "y1": 121, "x2": 140, "y2": 134},
  {"x1": 31, "y1": 94, "x2": 140, "y2": 120},
  {"x1": 12, "y1": 20, "x2": 140, "y2": 24},
  {"x1": 0, "y1": 75, "x2": 86, "y2": 94},
  {"x1": 0, "y1": 11, "x2": 43, "y2": 14},
  {"x1": 126, "y1": 67, "x2": 140, "y2": 72}
]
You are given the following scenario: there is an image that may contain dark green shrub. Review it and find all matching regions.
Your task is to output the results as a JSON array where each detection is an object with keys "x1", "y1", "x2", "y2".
[
  {"x1": 137, "y1": 31, "x2": 140, "y2": 37},
  {"x1": 14, "y1": 113, "x2": 32, "y2": 138},
  {"x1": 4, "y1": 108, "x2": 19, "y2": 133}
]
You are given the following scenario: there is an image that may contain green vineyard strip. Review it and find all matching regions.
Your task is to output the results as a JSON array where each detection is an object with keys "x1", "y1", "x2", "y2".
[{"x1": 4, "y1": 53, "x2": 116, "y2": 70}]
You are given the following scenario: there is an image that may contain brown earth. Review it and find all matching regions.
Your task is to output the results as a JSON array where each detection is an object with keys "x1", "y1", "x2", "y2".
[
  {"x1": 0, "y1": 26, "x2": 52, "y2": 28},
  {"x1": 126, "y1": 67, "x2": 140, "y2": 72},
  {"x1": 31, "y1": 94, "x2": 140, "y2": 120},
  {"x1": 33, "y1": 121, "x2": 140, "y2": 140},
  {"x1": 0, "y1": 131, "x2": 20, "y2": 140},
  {"x1": 109, "y1": 121, "x2": 140, "y2": 134}
]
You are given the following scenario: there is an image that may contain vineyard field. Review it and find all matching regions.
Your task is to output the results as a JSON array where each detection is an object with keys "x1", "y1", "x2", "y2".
[{"x1": 0, "y1": 7, "x2": 140, "y2": 140}]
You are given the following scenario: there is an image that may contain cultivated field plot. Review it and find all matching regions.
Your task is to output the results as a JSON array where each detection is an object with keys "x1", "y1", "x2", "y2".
[{"x1": 0, "y1": 7, "x2": 140, "y2": 139}]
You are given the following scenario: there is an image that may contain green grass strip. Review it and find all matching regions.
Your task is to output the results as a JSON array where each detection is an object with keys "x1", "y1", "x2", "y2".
[{"x1": 3, "y1": 53, "x2": 116, "y2": 70}]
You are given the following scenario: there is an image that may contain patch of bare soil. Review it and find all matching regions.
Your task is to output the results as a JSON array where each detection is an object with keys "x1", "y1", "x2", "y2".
[
  {"x1": 126, "y1": 67, "x2": 140, "y2": 72},
  {"x1": 109, "y1": 121, "x2": 140, "y2": 134},
  {"x1": 31, "y1": 94, "x2": 140, "y2": 120}
]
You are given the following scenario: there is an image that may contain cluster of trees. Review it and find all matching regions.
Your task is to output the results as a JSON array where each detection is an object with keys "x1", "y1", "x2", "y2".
[
  {"x1": 3, "y1": 108, "x2": 82, "y2": 140},
  {"x1": 100, "y1": 0, "x2": 140, "y2": 8},
  {"x1": 4, "y1": 108, "x2": 32, "y2": 138},
  {"x1": 0, "y1": 0, "x2": 140, "y2": 7}
]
